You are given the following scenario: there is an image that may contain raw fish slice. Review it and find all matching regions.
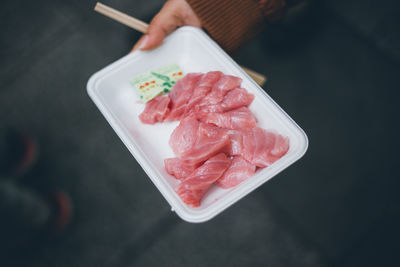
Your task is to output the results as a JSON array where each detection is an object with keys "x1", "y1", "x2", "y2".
[
  {"x1": 204, "y1": 107, "x2": 257, "y2": 129},
  {"x1": 221, "y1": 87, "x2": 254, "y2": 111},
  {"x1": 198, "y1": 122, "x2": 229, "y2": 138},
  {"x1": 197, "y1": 87, "x2": 254, "y2": 114},
  {"x1": 164, "y1": 158, "x2": 199, "y2": 180},
  {"x1": 182, "y1": 123, "x2": 230, "y2": 165},
  {"x1": 166, "y1": 73, "x2": 203, "y2": 121},
  {"x1": 224, "y1": 129, "x2": 244, "y2": 156},
  {"x1": 216, "y1": 156, "x2": 256, "y2": 188},
  {"x1": 197, "y1": 71, "x2": 223, "y2": 88},
  {"x1": 184, "y1": 71, "x2": 223, "y2": 115},
  {"x1": 242, "y1": 127, "x2": 289, "y2": 167},
  {"x1": 169, "y1": 117, "x2": 230, "y2": 164},
  {"x1": 197, "y1": 103, "x2": 224, "y2": 114},
  {"x1": 139, "y1": 95, "x2": 171, "y2": 124},
  {"x1": 198, "y1": 89, "x2": 225, "y2": 106},
  {"x1": 176, "y1": 153, "x2": 231, "y2": 207},
  {"x1": 270, "y1": 134, "x2": 291, "y2": 158},
  {"x1": 169, "y1": 115, "x2": 200, "y2": 157},
  {"x1": 183, "y1": 86, "x2": 211, "y2": 116},
  {"x1": 168, "y1": 73, "x2": 203, "y2": 104},
  {"x1": 213, "y1": 75, "x2": 242, "y2": 92},
  {"x1": 168, "y1": 77, "x2": 183, "y2": 104},
  {"x1": 165, "y1": 97, "x2": 189, "y2": 121},
  {"x1": 198, "y1": 74, "x2": 242, "y2": 107}
]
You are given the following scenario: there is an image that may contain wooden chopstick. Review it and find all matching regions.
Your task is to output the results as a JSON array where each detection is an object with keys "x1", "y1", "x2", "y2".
[
  {"x1": 240, "y1": 66, "x2": 267, "y2": 87},
  {"x1": 94, "y1": 2, "x2": 267, "y2": 86},
  {"x1": 95, "y1": 2, "x2": 148, "y2": 33}
]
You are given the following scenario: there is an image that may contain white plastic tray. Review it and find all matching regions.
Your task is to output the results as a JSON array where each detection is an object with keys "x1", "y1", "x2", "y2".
[{"x1": 87, "y1": 26, "x2": 308, "y2": 223}]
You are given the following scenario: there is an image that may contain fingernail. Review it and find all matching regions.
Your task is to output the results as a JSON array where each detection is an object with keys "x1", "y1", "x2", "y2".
[{"x1": 138, "y1": 35, "x2": 149, "y2": 50}]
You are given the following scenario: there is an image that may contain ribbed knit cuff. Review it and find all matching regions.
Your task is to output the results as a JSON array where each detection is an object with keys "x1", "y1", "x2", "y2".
[
  {"x1": 259, "y1": 0, "x2": 287, "y2": 22},
  {"x1": 186, "y1": 0, "x2": 266, "y2": 53}
]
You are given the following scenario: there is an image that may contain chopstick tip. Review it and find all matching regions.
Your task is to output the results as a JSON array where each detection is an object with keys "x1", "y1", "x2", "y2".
[{"x1": 94, "y1": 2, "x2": 102, "y2": 11}]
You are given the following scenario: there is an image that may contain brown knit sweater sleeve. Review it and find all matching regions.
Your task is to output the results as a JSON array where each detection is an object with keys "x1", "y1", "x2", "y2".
[{"x1": 185, "y1": 0, "x2": 301, "y2": 53}]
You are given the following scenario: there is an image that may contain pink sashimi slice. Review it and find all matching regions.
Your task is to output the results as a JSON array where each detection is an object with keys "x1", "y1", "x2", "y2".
[
  {"x1": 176, "y1": 153, "x2": 231, "y2": 207},
  {"x1": 169, "y1": 114, "x2": 200, "y2": 157},
  {"x1": 203, "y1": 107, "x2": 257, "y2": 129},
  {"x1": 168, "y1": 73, "x2": 203, "y2": 104},
  {"x1": 196, "y1": 87, "x2": 254, "y2": 114},
  {"x1": 213, "y1": 74, "x2": 242, "y2": 92},
  {"x1": 270, "y1": 134, "x2": 291, "y2": 158},
  {"x1": 183, "y1": 86, "x2": 211, "y2": 116},
  {"x1": 165, "y1": 98, "x2": 188, "y2": 121},
  {"x1": 165, "y1": 73, "x2": 203, "y2": 121},
  {"x1": 216, "y1": 155, "x2": 256, "y2": 188},
  {"x1": 198, "y1": 89, "x2": 225, "y2": 106},
  {"x1": 197, "y1": 74, "x2": 242, "y2": 107},
  {"x1": 224, "y1": 129, "x2": 244, "y2": 156},
  {"x1": 198, "y1": 122, "x2": 229, "y2": 138},
  {"x1": 241, "y1": 127, "x2": 290, "y2": 167},
  {"x1": 197, "y1": 71, "x2": 223, "y2": 88},
  {"x1": 183, "y1": 71, "x2": 223, "y2": 116},
  {"x1": 221, "y1": 87, "x2": 254, "y2": 111},
  {"x1": 169, "y1": 116, "x2": 230, "y2": 164},
  {"x1": 139, "y1": 95, "x2": 171, "y2": 124},
  {"x1": 164, "y1": 158, "x2": 200, "y2": 180},
  {"x1": 182, "y1": 123, "x2": 230, "y2": 165}
]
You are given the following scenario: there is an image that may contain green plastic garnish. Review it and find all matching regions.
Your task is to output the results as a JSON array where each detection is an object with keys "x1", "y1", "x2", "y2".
[{"x1": 132, "y1": 64, "x2": 183, "y2": 103}]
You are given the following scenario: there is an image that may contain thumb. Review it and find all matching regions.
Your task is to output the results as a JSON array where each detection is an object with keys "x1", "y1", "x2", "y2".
[
  {"x1": 131, "y1": 35, "x2": 149, "y2": 52},
  {"x1": 130, "y1": 17, "x2": 175, "y2": 52},
  {"x1": 139, "y1": 10, "x2": 183, "y2": 50},
  {"x1": 142, "y1": 22, "x2": 169, "y2": 50}
]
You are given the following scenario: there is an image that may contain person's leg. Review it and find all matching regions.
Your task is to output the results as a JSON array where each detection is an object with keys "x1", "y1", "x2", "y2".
[
  {"x1": 0, "y1": 179, "x2": 51, "y2": 230},
  {"x1": 0, "y1": 130, "x2": 72, "y2": 251},
  {"x1": 0, "y1": 180, "x2": 72, "y2": 249},
  {"x1": 0, "y1": 179, "x2": 51, "y2": 250}
]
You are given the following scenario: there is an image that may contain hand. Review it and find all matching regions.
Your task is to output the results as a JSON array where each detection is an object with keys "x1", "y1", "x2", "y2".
[{"x1": 131, "y1": 0, "x2": 201, "y2": 52}]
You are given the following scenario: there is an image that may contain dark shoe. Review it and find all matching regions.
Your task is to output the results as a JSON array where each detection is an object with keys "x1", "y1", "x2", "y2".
[
  {"x1": 0, "y1": 130, "x2": 38, "y2": 178},
  {"x1": 51, "y1": 190, "x2": 72, "y2": 233}
]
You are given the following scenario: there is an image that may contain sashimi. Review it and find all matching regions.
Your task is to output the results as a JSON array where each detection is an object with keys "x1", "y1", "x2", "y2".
[
  {"x1": 216, "y1": 156, "x2": 256, "y2": 188},
  {"x1": 197, "y1": 71, "x2": 223, "y2": 88},
  {"x1": 169, "y1": 115, "x2": 199, "y2": 157},
  {"x1": 168, "y1": 73, "x2": 203, "y2": 104},
  {"x1": 169, "y1": 116, "x2": 230, "y2": 164},
  {"x1": 182, "y1": 123, "x2": 230, "y2": 165},
  {"x1": 164, "y1": 158, "x2": 199, "y2": 180},
  {"x1": 176, "y1": 153, "x2": 231, "y2": 207},
  {"x1": 196, "y1": 87, "x2": 254, "y2": 114},
  {"x1": 198, "y1": 74, "x2": 242, "y2": 107},
  {"x1": 224, "y1": 129, "x2": 244, "y2": 156},
  {"x1": 165, "y1": 73, "x2": 203, "y2": 121},
  {"x1": 198, "y1": 122, "x2": 228, "y2": 138},
  {"x1": 196, "y1": 103, "x2": 224, "y2": 114},
  {"x1": 221, "y1": 87, "x2": 254, "y2": 111},
  {"x1": 184, "y1": 71, "x2": 223, "y2": 115},
  {"x1": 139, "y1": 95, "x2": 171, "y2": 124},
  {"x1": 203, "y1": 107, "x2": 257, "y2": 129},
  {"x1": 213, "y1": 74, "x2": 242, "y2": 92},
  {"x1": 136, "y1": 71, "x2": 292, "y2": 208},
  {"x1": 242, "y1": 127, "x2": 289, "y2": 167}
]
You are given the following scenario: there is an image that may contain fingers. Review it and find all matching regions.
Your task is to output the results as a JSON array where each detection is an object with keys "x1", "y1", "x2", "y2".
[
  {"x1": 141, "y1": 11, "x2": 182, "y2": 50},
  {"x1": 131, "y1": 35, "x2": 149, "y2": 53},
  {"x1": 131, "y1": 1, "x2": 183, "y2": 52},
  {"x1": 130, "y1": 16, "x2": 180, "y2": 52},
  {"x1": 130, "y1": 0, "x2": 201, "y2": 53}
]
